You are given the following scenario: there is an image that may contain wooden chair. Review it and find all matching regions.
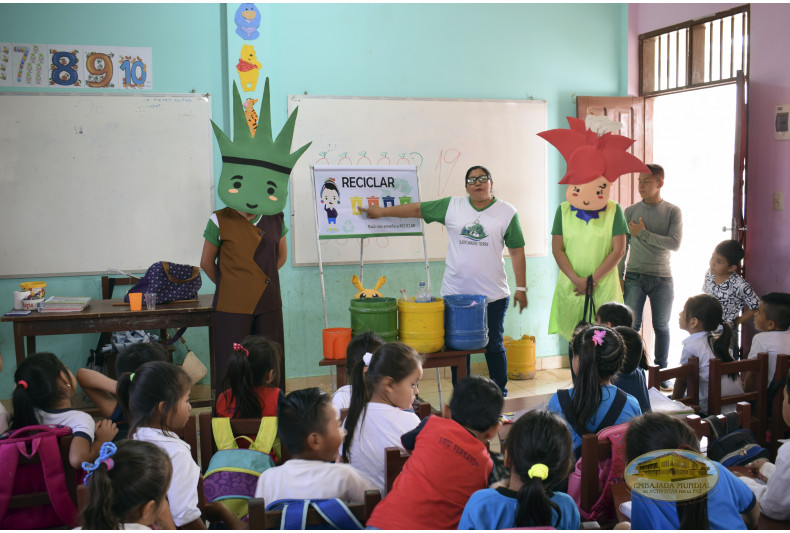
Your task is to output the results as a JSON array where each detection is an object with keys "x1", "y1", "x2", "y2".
[
  {"x1": 384, "y1": 446, "x2": 410, "y2": 493},
  {"x1": 708, "y1": 352, "x2": 768, "y2": 445},
  {"x1": 768, "y1": 353, "x2": 790, "y2": 460},
  {"x1": 247, "y1": 490, "x2": 381, "y2": 529},
  {"x1": 647, "y1": 356, "x2": 700, "y2": 412},
  {"x1": 577, "y1": 423, "x2": 631, "y2": 525},
  {"x1": 172, "y1": 414, "x2": 204, "y2": 514},
  {"x1": 684, "y1": 401, "x2": 752, "y2": 441}
]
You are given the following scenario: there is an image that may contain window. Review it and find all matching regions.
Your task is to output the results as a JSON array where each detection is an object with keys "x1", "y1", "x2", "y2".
[{"x1": 640, "y1": 5, "x2": 749, "y2": 96}]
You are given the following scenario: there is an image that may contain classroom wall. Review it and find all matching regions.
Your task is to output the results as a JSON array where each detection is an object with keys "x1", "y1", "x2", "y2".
[{"x1": 0, "y1": 3, "x2": 629, "y2": 399}]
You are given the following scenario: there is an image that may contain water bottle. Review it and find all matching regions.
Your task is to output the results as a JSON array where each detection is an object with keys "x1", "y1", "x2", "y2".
[
  {"x1": 400, "y1": 288, "x2": 408, "y2": 302},
  {"x1": 416, "y1": 281, "x2": 431, "y2": 303}
]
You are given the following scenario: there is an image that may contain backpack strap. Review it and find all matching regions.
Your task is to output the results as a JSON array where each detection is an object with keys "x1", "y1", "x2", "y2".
[
  {"x1": 36, "y1": 432, "x2": 78, "y2": 525},
  {"x1": 212, "y1": 417, "x2": 239, "y2": 450},
  {"x1": 704, "y1": 415, "x2": 727, "y2": 440},
  {"x1": 311, "y1": 499, "x2": 363, "y2": 529},
  {"x1": 724, "y1": 411, "x2": 739, "y2": 434},
  {"x1": 556, "y1": 389, "x2": 586, "y2": 438},
  {"x1": 594, "y1": 388, "x2": 628, "y2": 433},
  {"x1": 281, "y1": 501, "x2": 309, "y2": 530},
  {"x1": 0, "y1": 437, "x2": 21, "y2": 520},
  {"x1": 248, "y1": 417, "x2": 277, "y2": 455}
]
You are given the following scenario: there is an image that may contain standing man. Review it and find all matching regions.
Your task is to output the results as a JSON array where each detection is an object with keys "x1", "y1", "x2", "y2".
[{"x1": 619, "y1": 164, "x2": 682, "y2": 386}]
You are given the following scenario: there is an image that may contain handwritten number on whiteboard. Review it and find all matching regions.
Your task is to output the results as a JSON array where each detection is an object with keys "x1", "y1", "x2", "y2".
[{"x1": 437, "y1": 148, "x2": 461, "y2": 195}]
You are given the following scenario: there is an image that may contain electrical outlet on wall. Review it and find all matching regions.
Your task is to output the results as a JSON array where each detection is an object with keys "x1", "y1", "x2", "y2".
[{"x1": 774, "y1": 191, "x2": 784, "y2": 211}]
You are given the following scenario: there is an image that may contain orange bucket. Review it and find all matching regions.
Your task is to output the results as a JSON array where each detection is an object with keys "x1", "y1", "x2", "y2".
[{"x1": 322, "y1": 328, "x2": 352, "y2": 360}]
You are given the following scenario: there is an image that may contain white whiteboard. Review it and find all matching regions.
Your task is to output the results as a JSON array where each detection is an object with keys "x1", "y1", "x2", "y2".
[
  {"x1": 0, "y1": 92, "x2": 214, "y2": 277},
  {"x1": 288, "y1": 95, "x2": 548, "y2": 266}
]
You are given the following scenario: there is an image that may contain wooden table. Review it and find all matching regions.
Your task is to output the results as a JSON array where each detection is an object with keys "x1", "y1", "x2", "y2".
[{"x1": 2, "y1": 294, "x2": 216, "y2": 406}]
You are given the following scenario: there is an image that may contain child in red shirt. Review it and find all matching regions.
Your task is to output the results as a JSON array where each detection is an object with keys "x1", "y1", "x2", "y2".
[{"x1": 215, "y1": 335, "x2": 283, "y2": 419}]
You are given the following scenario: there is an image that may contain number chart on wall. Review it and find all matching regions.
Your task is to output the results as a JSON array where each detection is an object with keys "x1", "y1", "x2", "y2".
[
  {"x1": 0, "y1": 43, "x2": 152, "y2": 89},
  {"x1": 287, "y1": 95, "x2": 548, "y2": 266}
]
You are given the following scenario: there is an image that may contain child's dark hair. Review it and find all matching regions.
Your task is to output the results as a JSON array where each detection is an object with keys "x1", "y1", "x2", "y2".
[
  {"x1": 614, "y1": 326, "x2": 648, "y2": 373},
  {"x1": 277, "y1": 387, "x2": 332, "y2": 455},
  {"x1": 464, "y1": 165, "x2": 491, "y2": 185},
  {"x1": 117, "y1": 361, "x2": 192, "y2": 437},
  {"x1": 11, "y1": 352, "x2": 71, "y2": 430},
  {"x1": 219, "y1": 335, "x2": 282, "y2": 418},
  {"x1": 714, "y1": 239, "x2": 745, "y2": 267},
  {"x1": 80, "y1": 440, "x2": 172, "y2": 530},
  {"x1": 342, "y1": 342, "x2": 423, "y2": 462},
  {"x1": 596, "y1": 301, "x2": 634, "y2": 328},
  {"x1": 570, "y1": 325, "x2": 625, "y2": 425},
  {"x1": 449, "y1": 375, "x2": 503, "y2": 432},
  {"x1": 761, "y1": 292, "x2": 790, "y2": 331},
  {"x1": 115, "y1": 343, "x2": 170, "y2": 376},
  {"x1": 645, "y1": 163, "x2": 664, "y2": 179},
  {"x1": 684, "y1": 294, "x2": 736, "y2": 380},
  {"x1": 346, "y1": 331, "x2": 384, "y2": 374},
  {"x1": 625, "y1": 412, "x2": 707, "y2": 529},
  {"x1": 507, "y1": 410, "x2": 574, "y2": 528}
]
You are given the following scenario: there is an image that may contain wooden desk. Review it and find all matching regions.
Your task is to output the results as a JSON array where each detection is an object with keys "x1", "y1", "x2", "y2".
[
  {"x1": 319, "y1": 349, "x2": 477, "y2": 388},
  {"x1": 2, "y1": 294, "x2": 216, "y2": 406}
]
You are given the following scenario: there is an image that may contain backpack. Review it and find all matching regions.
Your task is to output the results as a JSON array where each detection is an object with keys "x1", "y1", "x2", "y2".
[
  {"x1": 705, "y1": 412, "x2": 769, "y2": 467},
  {"x1": 202, "y1": 417, "x2": 279, "y2": 521},
  {"x1": 265, "y1": 498, "x2": 364, "y2": 530},
  {"x1": 0, "y1": 425, "x2": 78, "y2": 529},
  {"x1": 566, "y1": 422, "x2": 630, "y2": 524}
]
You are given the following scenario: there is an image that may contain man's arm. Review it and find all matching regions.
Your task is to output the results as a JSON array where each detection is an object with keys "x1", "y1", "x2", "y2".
[{"x1": 630, "y1": 206, "x2": 682, "y2": 251}]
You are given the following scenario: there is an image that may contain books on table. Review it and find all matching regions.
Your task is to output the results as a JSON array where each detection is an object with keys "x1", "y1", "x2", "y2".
[{"x1": 38, "y1": 296, "x2": 91, "y2": 312}]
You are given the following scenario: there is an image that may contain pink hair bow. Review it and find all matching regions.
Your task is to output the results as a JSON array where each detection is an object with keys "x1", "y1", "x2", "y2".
[
  {"x1": 592, "y1": 330, "x2": 606, "y2": 346},
  {"x1": 233, "y1": 342, "x2": 249, "y2": 357}
]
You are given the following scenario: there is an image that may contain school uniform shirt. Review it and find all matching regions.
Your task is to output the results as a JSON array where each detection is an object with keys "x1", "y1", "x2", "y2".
[
  {"x1": 366, "y1": 416, "x2": 493, "y2": 530},
  {"x1": 341, "y1": 403, "x2": 420, "y2": 494},
  {"x1": 612, "y1": 369, "x2": 651, "y2": 413},
  {"x1": 132, "y1": 427, "x2": 201, "y2": 528},
  {"x1": 331, "y1": 384, "x2": 352, "y2": 414},
  {"x1": 420, "y1": 196, "x2": 525, "y2": 302},
  {"x1": 458, "y1": 486, "x2": 581, "y2": 530},
  {"x1": 547, "y1": 385, "x2": 641, "y2": 451},
  {"x1": 747, "y1": 330, "x2": 790, "y2": 383},
  {"x1": 738, "y1": 440, "x2": 790, "y2": 520},
  {"x1": 702, "y1": 270, "x2": 760, "y2": 324},
  {"x1": 253, "y1": 458, "x2": 377, "y2": 505},
  {"x1": 631, "y1": 461, "x2": 756, "y2": 529},
  {"x1": 35, "y1": 407, "x2": 95, "y2": 443},
  {"x1": 215, "y1": 386, "x2": 282, "y2": 418},
  {"x1": 681, "y1": 331, "x2": 744, "y2": 414}
]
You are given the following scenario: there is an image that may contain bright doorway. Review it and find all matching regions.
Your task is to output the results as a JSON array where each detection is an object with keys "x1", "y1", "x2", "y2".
[{"x1": 651, "y1": 83, "x2": 737, "y2": 366}]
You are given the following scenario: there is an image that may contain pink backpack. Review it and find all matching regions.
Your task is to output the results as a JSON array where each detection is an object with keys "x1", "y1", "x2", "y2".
[
  {"x1": 0, "y1": 425, "x2": 78, "y2": 529},
  {"x1": 567, "y1": 422, "x2": 630, "y2": 524}
]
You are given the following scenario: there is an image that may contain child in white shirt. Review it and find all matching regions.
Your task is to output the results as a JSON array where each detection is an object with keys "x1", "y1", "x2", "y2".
[
  {"x1": 331, "y1": 331, "x2": 383, "y2": 414},
  {"x1": 744, "y1": 292, "x2": 790, "y2": 392}
]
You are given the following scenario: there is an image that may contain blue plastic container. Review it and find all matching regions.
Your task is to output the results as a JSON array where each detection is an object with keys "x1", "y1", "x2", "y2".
[{"x1": 444, "y1": 294, "x2": 488, "y2": 350}]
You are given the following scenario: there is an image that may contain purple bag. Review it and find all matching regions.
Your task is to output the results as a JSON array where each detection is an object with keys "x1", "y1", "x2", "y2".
[{"x1": 124, "y1": 261, "x2": 202, "y2": 304}]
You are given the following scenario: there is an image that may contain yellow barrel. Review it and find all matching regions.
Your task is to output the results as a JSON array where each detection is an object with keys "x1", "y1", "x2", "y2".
[
  {"x1": 398, "y1": 298, "x2": 444, "y2": 353},
  {"x1": 506, "y1": 335, "x2": 536, "y2": 380}
]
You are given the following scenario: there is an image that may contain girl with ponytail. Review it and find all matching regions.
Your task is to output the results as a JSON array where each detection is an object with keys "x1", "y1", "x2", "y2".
[
  {"x1": 215, "y1": 335, "x2": 282, "y2": 418},
  {"x1": 548, "y1": 325, "x2": 641, "y2": 456},
  {"x1": 459, "y1": 409, "x2": 580, "y2": 529}
]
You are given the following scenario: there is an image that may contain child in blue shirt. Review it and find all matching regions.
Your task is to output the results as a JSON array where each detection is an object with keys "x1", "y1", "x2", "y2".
[{"x1": 612, "y1": 326, "x2": 651, "y2": 413}]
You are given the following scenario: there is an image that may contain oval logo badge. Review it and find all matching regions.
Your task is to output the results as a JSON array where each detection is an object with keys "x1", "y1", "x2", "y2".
[{"x1": 625, "y1": 449, "x2": 719, "y2": 502}]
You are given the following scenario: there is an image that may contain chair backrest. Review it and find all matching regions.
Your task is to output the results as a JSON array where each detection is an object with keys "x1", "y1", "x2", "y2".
[
  {"x1": 769, "y1": 353, "x2": 790, "y2": 460},
  {"x1": 685, "y1": 401, "x2": 752, "y2": 440},
  {"x1": 246, "y1": 490, "x2": 381, "y2": 529},
  {"x1": 708, "y1": 352, "x2": 768, "y2": 444},
  {"x1": 384, "y1": 446, "x2": 410, "y2": 493},
  {"x1": 101, "y1": 275, "x2": 136, "y2": 300},
  {"x1": 575, "y1": 422, "x2": 629, "y2": 523},
  {"x1": 647, "y1": 356, "x2": 699, "y2": 412},
  {"x1": 171, "y1": 414, "x2": 204, "y2": 514}
]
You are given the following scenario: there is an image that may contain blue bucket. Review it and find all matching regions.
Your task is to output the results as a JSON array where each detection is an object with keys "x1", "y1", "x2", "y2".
[{"x1": 444, "y1": 294, "x2": 488, "y2": 350}]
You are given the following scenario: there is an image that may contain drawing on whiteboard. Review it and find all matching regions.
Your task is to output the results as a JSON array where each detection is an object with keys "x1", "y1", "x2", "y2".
[
  {"x1": 337, "y1": 152, "x2": 352, "y2": 165},
  {"x1": 316, "y1": 151, "x2": 331, "y2": 164},
  {"x1": 319, "y1": 178, "x2": 341, "y2": 232},
  {"x1": 436, "y1": 148, "x2": 461, "y2": 195},
  {"x1": 357, "y1": 151, "x2": 371, "y2": 165},
  {"x1": 409, "y1": 152, "x2": 424, "y2": 170},
  {"x1": 378, "y1": 152, "x2": 390, "y2": 165}
]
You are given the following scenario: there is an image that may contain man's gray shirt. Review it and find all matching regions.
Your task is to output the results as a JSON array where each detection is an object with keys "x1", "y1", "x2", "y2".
[{"x1": 618, "y1": 200, "x2": 682, "y2": 279}]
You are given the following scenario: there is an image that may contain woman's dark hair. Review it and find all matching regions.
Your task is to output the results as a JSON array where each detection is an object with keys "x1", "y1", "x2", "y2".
[
  {"x1": 80, "y1": 439, "x2": 172, "y2": 530},
  {"x1": 507, "y1": 410, "x2": 574, "y2": 528},
  {"x1": 117, "y1": 361, "x2": 191, "y2": 437},
  {"x1": 345, "y1": 331, "x2": 384, "y2": 373},
  {"x1": 464, "y1": 165, "x2": 492, "y2": 185},
  {"x1": 341, "y1": 341, "x2": 423, "y2": 462},
  {"x1": 570, "y1": 325, "x2": 625, "y2": 425},
  {"x1": 714, "y1": 239, "x2": 745, "y2": 267},
  {"x1": 11, "y1": 352, "x2": 71, "y2": 430},
  {"x1": 219, "y1": 335, "x2": 282, "y2": 418},
  {"x1": 625, "y1": 412, "x2": 707, "y2": 529},
  {"x1": 277, "y1": 387, "x2": 332, "y2": 455},
  {"x1": 115, "y1": 343, "x2": 170, "y2": 376},
  {"x1": 614, "y1": 326, "x2": 647, "y2": 373},
  {"x1": 596, "y1": 301, "x2": 634, "y2": 328},
  {"x1": 684, "y1": 294, "x2": 737, "y2": 381}
]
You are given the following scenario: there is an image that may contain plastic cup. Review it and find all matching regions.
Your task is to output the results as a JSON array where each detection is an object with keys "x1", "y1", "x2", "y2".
[
  {"x1": 145, "y1": 292, "x2": 156, "y2": 310},
  {"x1": 129, "y1": 292, "x2": 142, "y2": 311}
]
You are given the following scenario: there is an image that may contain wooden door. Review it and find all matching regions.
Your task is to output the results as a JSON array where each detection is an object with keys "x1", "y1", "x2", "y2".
[{"x1": 733, "y1": 70, "x2": 748, "y2": 251}]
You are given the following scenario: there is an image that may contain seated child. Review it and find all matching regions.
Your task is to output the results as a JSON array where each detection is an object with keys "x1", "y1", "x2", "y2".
[
  {"x1": 11, "y1": 352, "x2": 118, "y2": 469},
  {"x1": 366, "y1": 375, "x2": 504, "y2": 530},
  {"x1": 77, "y1": 343, "x2": 169, "y2": 439},
  {"x1": 332, "y1": 331, "x2": 384, "y2": 414},
  {"x1": 737, "y1": 369, "x2": 790, "y2": 521},
  {"x1": 674, "y1": 294, "x2": 743, "y2": 414},
  {"x1": 611, "y1": 326, "x2": 651, "y2": 413},
  {"x1": 254, "y1": 387, "x2": 376, "y2": 504},
  {"x1": 341, "y1": 342, "x2": 423, "y2": 493},
  {"x1": 625, "y1": 412, "x2": 759, "y2": 529},
  {"x1": 458, "y1": 409, "x2": 580, "y2": 530},
  {"x1": 548, "y1": 325, "x2": 641, "y2": 457},
  {"x1": 703, "y1": 239, "x2": 760, "y2": 329},
  {"x1": 596, "y1": 301, "x2": 635, "y2": 328},
  {"x1": 744, "y1": 292, "x2": 790, "y2": 394},
  {"x1": 215, "y1": 336, "x2": 283, "y2": 418}
]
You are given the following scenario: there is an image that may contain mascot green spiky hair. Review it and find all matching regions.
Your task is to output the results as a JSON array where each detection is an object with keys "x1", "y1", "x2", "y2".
[{"x1": 212, "y1": 78, "x2": 311, "y2": 215}]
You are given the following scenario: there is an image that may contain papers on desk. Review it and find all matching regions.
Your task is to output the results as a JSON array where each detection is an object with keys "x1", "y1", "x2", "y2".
[
  {"x1": 38, "y1": 296, "x2": 91, "y2": 312},
  {"x1": 648, "y1": 387, "x2": 694, "y2": 414}
]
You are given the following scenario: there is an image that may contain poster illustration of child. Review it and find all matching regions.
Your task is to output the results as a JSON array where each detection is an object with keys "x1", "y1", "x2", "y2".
[{"x1": 320, "y1": 178, "x2": 340, "y2": 232}]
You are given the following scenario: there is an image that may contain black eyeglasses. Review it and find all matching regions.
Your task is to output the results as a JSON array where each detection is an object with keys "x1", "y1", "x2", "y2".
[{"x1": 466, "y1": 175, "x2": 491, "y2": 185}]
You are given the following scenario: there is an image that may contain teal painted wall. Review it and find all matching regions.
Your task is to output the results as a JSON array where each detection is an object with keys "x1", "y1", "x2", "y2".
[{"x1": 0, "y1": 3, "x2": 627, "y2": 399}]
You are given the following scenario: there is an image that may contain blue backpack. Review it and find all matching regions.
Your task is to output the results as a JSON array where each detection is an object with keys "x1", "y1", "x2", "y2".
[{"x1": 265, "y1": 498, "x2": 364, "y2": 530}]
